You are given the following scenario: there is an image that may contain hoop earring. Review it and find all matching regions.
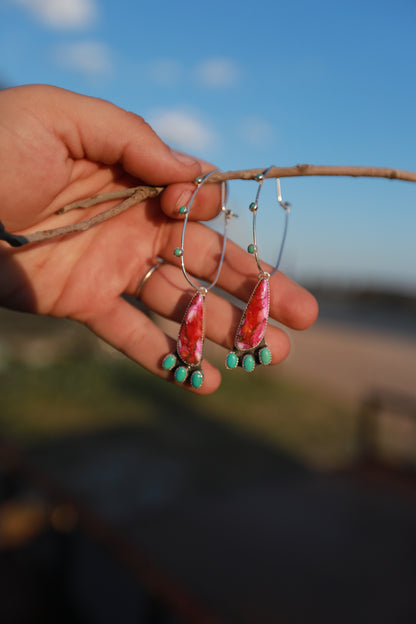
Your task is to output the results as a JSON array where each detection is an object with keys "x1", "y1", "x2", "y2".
[
  {"x1": 162, "y1": 171, "x2": 233, "y2": 389},
  {"x1": 225, "y1": 166, "x2": 290, "y2": 372}
]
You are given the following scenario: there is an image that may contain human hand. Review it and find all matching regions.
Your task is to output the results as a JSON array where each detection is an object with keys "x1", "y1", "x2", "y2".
[{"x1": 0, "y1": 84, "x2": 318, "y2": 394}]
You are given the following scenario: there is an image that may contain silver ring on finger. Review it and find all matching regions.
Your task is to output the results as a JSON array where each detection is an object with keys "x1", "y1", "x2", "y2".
[{"x1": 135, "y1": 259, "x2": 166, "y2": 299}]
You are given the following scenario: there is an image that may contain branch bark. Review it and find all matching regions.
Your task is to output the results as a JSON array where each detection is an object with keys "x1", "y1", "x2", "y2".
[{"x1": 1, "y1": 164, "x2": 415, "y2": 247}]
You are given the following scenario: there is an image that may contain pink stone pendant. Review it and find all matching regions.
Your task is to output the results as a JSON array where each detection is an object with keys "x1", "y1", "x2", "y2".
[
  {"x1": 162, "y1": 290, "x2": 206, "y2": 389},
  {"x1": 177, "y1": 291, "x2": 205, "y2": 366},
  {"x1": 225, "y1": 276, "x2": 272, "y2": 372}
]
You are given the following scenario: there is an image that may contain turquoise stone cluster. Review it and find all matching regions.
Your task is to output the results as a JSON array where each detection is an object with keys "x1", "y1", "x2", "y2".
[
  {"x1": 225, "y1": 340, "x2": 272, "y2": 372},
  {"x1": 162, "y1": 352, "x2": 204, "y2": 389}
]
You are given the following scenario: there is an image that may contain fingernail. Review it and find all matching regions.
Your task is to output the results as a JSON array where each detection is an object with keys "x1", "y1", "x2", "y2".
[
  {"x1": 175, "y1": 189, "x2": 193, "y2": 212},
  {"x1": 171, "y1": 149, "x2": 198, "y2": 167}
]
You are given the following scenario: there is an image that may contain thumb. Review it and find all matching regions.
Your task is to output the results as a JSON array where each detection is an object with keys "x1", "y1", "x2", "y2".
[{"x1": 41, "y1": 85, "x2": 221, "y2": 220}]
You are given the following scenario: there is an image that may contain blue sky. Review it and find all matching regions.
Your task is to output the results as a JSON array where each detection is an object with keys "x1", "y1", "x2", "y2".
[{"x1": 1, "y1": 0, "x2": 415, "y2": 292}]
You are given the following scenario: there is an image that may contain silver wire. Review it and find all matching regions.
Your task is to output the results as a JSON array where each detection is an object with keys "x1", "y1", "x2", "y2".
[
  {"x1": 251, "y1": 166, "x2": 290, "y2": 277},
  {"x1": 180, "y1": 170, "x2": 232, "y2": 292}
]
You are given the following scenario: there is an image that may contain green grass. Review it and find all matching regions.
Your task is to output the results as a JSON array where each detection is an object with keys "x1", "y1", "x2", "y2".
[
  {"x1": 0, "y1": 353, "x2": 357, "y2": 468},
  {"x1": 0, "y1": 358, "x2": 155, "y2": 437}
]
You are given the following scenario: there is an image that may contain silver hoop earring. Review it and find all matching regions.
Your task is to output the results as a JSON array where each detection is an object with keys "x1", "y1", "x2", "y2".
[
  {"x1": 162, "y1": 171, "x2": 234, "y2": 389},
  {"x1": 225, "y1": 166, "x2": 290, "y2": 373}
]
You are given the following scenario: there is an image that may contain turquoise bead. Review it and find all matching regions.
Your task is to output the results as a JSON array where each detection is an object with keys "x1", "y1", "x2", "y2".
[
  {"x1": 162, "y1": 354, "x2": 176, "y2": 371},
  {"x1": 179, "y1": 206, "x2": 187, "y2": 215},
  {"x1": 190, "y1": 370, "x2": 204, "y2": 389},
  {"x1": 247, "y1": 244, "x2": 257, "y2": 254},
  {"x1": 174, "y1": 366, "x2": 188, "y2": 383},
  {"x1": 225, "y1": 351, "x2": 238, "y2": 370},
  {"x1": 242, "y1": 354, "x2": 255, "y2": 372},
  {"x1": 249, "y1": 202, "x2": 257, "y2": 212},
  {"x1": 259, "y1": 347, "x2": 272, "y2": 366},
  {"x1": 174, "y1": 247, "x2": 183, "y2": 257}
]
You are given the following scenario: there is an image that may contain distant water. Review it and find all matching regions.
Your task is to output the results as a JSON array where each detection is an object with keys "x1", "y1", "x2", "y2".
[{"x1": 316, "y1": 298, "x2": 416, "y2": 340}]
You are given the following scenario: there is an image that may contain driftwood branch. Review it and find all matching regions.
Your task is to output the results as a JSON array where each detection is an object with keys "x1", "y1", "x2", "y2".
[{"x1": 1, "y1": 164, "x2": 415, "y2": 247}]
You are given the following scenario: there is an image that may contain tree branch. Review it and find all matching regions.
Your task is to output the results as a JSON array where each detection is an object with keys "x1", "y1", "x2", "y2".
[{"x1": 1, "y1": 164, "x2": 415, "y2": 247}]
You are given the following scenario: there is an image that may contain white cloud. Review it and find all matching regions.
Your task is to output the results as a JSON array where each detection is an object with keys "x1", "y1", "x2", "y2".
[
  {"x1": 145, "y1": 56, "x2": 241, "y2": 89},
  {"x1": 12, "y1": 0, "x2": 97, "y2": 29},
  {"x1": 238, "y1": 117, "x2": 275, "y2": 147},
  {"x1": 195, "y1": 57, "x2": 241, "y2": 88},
  {"x1": 148, "y1": 109, "x2": 217, "y2": 152},
  {"x1": 148, "y1": 59, "x2": 183, "y2": 87},
  {"x1": 55, "y1": 41, "x2": 113, "y2": 76}
]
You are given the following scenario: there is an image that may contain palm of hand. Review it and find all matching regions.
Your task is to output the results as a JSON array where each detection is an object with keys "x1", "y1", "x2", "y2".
[{"x1": 1, "y1": 158, "x2": 167, "y2": 320}]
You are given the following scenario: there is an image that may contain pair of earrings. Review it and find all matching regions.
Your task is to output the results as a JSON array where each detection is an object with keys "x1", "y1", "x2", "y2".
[{"x1": 162, "y1": 167, "x2": 290, "y2": 389}]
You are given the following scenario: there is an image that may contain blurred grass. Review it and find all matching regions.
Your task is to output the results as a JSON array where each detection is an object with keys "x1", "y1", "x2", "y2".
[
  {"x1": 204, "y1": 368, "x2": 358, "y2": 467},
  {"x1": 0, "y1": 349, "x2": 357, "y2": 469}
]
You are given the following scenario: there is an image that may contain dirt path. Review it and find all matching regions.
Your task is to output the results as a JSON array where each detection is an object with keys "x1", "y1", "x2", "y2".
[{"x1": 279, "y1": 320, "x2": 416, "y2": 406}]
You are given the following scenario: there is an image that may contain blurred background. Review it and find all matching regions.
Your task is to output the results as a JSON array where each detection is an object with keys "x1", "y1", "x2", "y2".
[{"x1": 0, "y1": 0, "x2": 416, "y2": 622}]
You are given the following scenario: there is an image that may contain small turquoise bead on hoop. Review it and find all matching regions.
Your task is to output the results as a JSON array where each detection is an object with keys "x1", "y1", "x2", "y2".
[
  {"x1": 178, "y1": 206, "x2": 188, "y2": 215},
  {"x1": 247, "y1": 243, "x2": 258, "y2": 255},
  {"x1": 174, "y1": 247, "x2": 183, "y2": 258},
  {"x1": 249, "y1": 202, "x2": 258, "y2": 212}
]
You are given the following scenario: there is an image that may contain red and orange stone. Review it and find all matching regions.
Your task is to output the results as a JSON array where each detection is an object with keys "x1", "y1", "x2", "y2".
[
  {"x1": 177, "y1": 291, "x2": 205, "y2": 365},
  {"x1": 235, "y1": 278, "x2": 270, "y2": 351}
]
